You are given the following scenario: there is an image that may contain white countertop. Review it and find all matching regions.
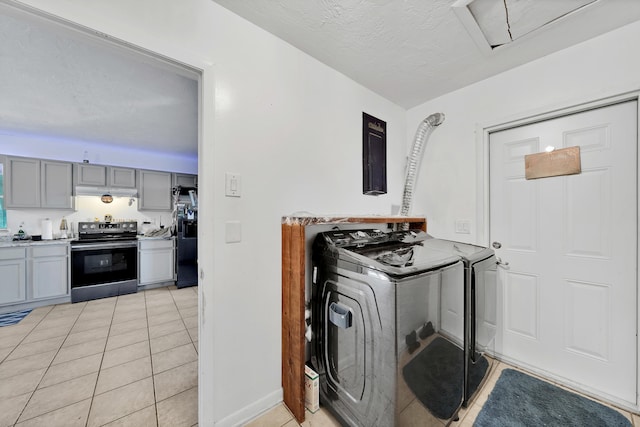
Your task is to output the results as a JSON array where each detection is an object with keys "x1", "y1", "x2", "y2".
[
  {"x1": 0, "y1": 238, "x2": 75, "y2": 248},
  {"x1": 137, "y1": 235, "x2": 175, "y2": 240},
  {"x1": 0, "y1": 235, "x2": 177, "y2": 248}
]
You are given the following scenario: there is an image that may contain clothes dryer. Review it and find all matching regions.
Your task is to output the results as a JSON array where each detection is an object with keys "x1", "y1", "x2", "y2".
[{"x1": 311, "y1": 229, "x2": 496, "y2": 426}]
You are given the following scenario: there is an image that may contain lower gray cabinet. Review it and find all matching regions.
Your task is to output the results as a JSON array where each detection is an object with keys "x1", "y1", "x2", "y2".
[
  {"x1": 0, "y1": 248, "x2": 27, "y2": 305},
  {"x1": 0, "y1": 244, "x2": 70, "y2": 307},
  {"x1": 138, "y1": 238, "x2": 175, "y2": 285},
  {"x1": 30, "y1": 245, "x2": 69, "y2": 300}
]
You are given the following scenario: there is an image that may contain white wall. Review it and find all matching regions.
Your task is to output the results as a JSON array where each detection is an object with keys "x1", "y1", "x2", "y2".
[
  {"x1": 5, "y1": 196, "x2": 167, "y2": 238},
  {"x1": 9, "y1": 1, "x2": 407, "y2": 425},
  {"x1": 406, "y1": 20, "x2": 640, "y2": 243}
]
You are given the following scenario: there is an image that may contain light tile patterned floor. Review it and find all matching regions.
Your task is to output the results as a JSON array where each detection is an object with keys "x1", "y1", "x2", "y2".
[
  {"x1": 246, "y1": 362, "x2": 638, "y2": 427},
  {"x1": 3, "y1": 287, "x2": 638, "y2": 427},
  {"x1": 0, "y1": 285, "x2": 198, "y2": 427}
]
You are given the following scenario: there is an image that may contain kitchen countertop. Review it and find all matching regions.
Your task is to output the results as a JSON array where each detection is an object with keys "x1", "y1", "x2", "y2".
[
  {"x1": 0, "y1": 238, "x2": 75, "y2": 248},
  {"x1": 0, "y1": 235, "x2": 176, "y2": 248},
  {"x1": 137, "y1": 235, "x2": 175, "y2": 240}
]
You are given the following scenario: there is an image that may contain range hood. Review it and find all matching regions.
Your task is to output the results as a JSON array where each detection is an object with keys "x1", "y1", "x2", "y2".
[{"x1": 74, "y1": 186, "x2": 138, "y2": 197}]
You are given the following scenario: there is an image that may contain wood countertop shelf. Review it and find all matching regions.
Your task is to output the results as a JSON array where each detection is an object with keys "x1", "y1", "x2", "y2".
[{"x1": 281, "y1": 215, "x2": 427, "y2": 423}]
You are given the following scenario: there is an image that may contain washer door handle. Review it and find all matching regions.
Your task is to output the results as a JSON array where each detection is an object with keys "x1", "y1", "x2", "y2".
[{"x1": 329, "y1": 302, "x2": 352, "y2": 329}]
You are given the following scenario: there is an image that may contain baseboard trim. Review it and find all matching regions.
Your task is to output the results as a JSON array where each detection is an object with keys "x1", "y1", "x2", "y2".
[
  {"x1": 214, "y1": 388, "x2": 284, "y2": 427},
  {"x1": 0, "y1": 296, "x2": 71, "y2": 315}
]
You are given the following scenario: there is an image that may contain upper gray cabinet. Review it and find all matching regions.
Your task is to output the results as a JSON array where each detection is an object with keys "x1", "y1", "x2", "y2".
[
  {"x1": 41, "y1": 161, "x2": 74, "y2": 209},
  {"x1": 110, "y1": 167, "x2": 136, "y2": 188},
  {"x1": 138, "y1": 170, "x2": 172, "y2": 211},
  {"x1": 5, "y1": 157, "x2": 40, "y2": 208},
  {"x1": 75, "y1": 163, "x2": 106, "y2": 186},
  {"x1": 6, "y1": 157, "x2": 73, "y2": 209},
  {"x1": 173, "y1": 173, "x2": 197, "y2": 188},
  {"x1": 75, "y1": 164, "x2": 136, "y2": 188}
]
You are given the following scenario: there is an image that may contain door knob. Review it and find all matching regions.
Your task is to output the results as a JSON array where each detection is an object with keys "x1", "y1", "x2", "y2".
[{"x1": 492, "y1": 241, "x2": 502, "y2": 249}]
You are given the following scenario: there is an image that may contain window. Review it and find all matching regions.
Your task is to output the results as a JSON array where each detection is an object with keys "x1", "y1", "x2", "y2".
[{"x1": 0, "y1": 164, "x2": 6, "y2": 229}]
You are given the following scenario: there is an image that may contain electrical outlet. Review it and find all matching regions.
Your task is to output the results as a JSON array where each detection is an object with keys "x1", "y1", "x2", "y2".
[{"x1": 455, "y1": 220, "x2": 471, "y2": 234}]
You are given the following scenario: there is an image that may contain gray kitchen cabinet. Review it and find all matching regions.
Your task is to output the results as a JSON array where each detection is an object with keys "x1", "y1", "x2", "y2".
[
  {"x1": 138, "y1": 238, "x2": 175, "y2": 285},
  {"x1": 75, "y1": 164, "x2": 136, "y2": 188},
  {"x1": 30, "y1": 244, "x2": 69, "y2": 300},
  {"x1": 75, "y1": 163, "x2": 107, "y2": 186},
  {"x1": 41, "y1": 160, "x2": 74, "y2": 209},
  {"x1": 109, "y1": 167, "x2": 136, "y2": 188},
  {"x1": 173, "y1": 173, "x2": 197, "y2": 188},
  {"x1": 5, "y1": 157, "x2": 73, "y2": 209},
  {"x1": 5, "y1": 157, "x2": 41, "y2": 208},
  {"x1": 0, "y1": 248, "x2": 27, "y2": 305},
  {"x1": 138, "y1": 170, "x2": 172, "y2": 211}
]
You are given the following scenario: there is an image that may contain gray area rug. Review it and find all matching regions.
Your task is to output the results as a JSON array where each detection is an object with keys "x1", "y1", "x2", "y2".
[{"x1": 473, "y1": 369, "x2": 631, "y2": 427}]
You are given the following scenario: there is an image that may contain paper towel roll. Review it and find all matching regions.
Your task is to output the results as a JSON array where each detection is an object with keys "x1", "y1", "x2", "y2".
[{"x1": 42, "y1": 219, "x2": 53, "y2": 240}]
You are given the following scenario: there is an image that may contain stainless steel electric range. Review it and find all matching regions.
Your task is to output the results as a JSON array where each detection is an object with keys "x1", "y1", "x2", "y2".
[{"x1": 70, "y1": 221, "x2": 138, "y2": 303}]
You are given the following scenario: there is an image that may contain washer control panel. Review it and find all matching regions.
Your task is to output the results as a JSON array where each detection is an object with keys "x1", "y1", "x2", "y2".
[{"x1": 320, "y1": 229, "x2": 424, "y2": 248}]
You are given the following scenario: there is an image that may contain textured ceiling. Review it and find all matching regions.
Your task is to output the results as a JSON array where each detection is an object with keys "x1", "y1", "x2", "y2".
[
  {"x1": 211, "y1": 0, "x2": 640, "y2": 108},
  {"x1": 1, "y1": 1, "x2": 640, "y2": 159},
  {"x1": 0, "y1": 4, "x2": 199, "y2": 158}
]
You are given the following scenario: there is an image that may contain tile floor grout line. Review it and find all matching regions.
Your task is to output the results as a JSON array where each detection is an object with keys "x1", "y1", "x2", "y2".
[
  {"x1": 0, "y1": 305, "x2": 56, "y2": 364},
  {"x1": 170, "y1": 287, "x2": 198, "y2": 348},
  {"x1": 83, "y1": 297, "x2": 118, "y2": 427},
  {"x1": 0, "y1": 287, "x2": 199, "y2": 427},
  {"x1": 11, "y1": 376, "x2": 97, "y2": 426},
  {"x1": 144, "y1": 288, "x2": 162, "y2": 427},
  {"x1": 10, "y1": 301, "x2": 92, "y2": 426}
]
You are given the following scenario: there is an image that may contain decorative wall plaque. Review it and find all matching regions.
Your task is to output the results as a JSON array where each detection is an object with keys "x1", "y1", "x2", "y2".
[{"x1": 525, "y1": 146, "x2": 581, "y2": 180}]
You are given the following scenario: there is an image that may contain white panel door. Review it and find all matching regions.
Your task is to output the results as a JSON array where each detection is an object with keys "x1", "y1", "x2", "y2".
[{"x1": 489, "y1": 101, "x2": 637, "y2": 404}]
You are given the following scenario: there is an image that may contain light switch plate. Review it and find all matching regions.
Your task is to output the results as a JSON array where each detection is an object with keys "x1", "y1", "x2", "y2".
[
  {"x1": 225, "y1": 173, "x2": 241, "y2": 197},
  {"x1": 225, "y1": 221, "x2": 241, "y2": 243}
]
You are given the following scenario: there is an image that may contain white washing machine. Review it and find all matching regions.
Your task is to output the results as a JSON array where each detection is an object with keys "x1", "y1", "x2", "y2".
[{"x1": 311, "y1": 228, "x2": 496, "y2": 426}]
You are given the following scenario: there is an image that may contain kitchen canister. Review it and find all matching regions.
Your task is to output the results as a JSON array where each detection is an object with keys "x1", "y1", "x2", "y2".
[{"x1": 42, "y1": 218, "x2": 53, "y2": 240}]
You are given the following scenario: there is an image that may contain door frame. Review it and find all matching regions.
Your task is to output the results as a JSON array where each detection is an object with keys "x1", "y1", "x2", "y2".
[
  {"x1": 475, "y1": 90, "x2": 640, "y2": 411},
  {"x1": 1, "y1": 1, "x2": 216, "y2": 423}
]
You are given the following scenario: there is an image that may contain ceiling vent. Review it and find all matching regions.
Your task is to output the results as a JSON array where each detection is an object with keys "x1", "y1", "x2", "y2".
[{"x1": 452, "y1": 0, "x2": 598, "y2": 52}]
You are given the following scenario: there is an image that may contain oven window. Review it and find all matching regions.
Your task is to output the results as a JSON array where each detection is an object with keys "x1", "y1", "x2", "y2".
[{"x1": 72, "y1": 246, "x2": 137, "y2": 287}]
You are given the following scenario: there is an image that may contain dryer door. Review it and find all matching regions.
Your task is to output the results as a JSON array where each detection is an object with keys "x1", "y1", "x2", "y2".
[
  {"x1": 325, "y1": 295, "x2": 366, "y2": 400},
  {"x1": 316, "y1": 272, "x2": 390, "y2": 426}
]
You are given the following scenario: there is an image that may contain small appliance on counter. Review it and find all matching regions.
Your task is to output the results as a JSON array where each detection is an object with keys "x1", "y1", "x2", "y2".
[
  {"x1": 59, "y1": 218, "x2": 69, "y2": 239},
  {"x1": 13, "y1": 224, "x2": 29, "y2": 241},
  {"x1": 41, "y1": 218, "x2": 53, "y2": 240}
]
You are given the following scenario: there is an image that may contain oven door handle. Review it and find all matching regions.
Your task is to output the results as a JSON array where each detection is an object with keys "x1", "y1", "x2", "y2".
[{"x1": 71, "y1": 242, "x2": 138, "y2": 251}]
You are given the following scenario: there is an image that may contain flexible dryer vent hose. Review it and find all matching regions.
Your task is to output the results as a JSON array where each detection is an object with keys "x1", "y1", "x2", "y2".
[{"x1": 400, "y1": 113, "x2": 445, "y2": 228}]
